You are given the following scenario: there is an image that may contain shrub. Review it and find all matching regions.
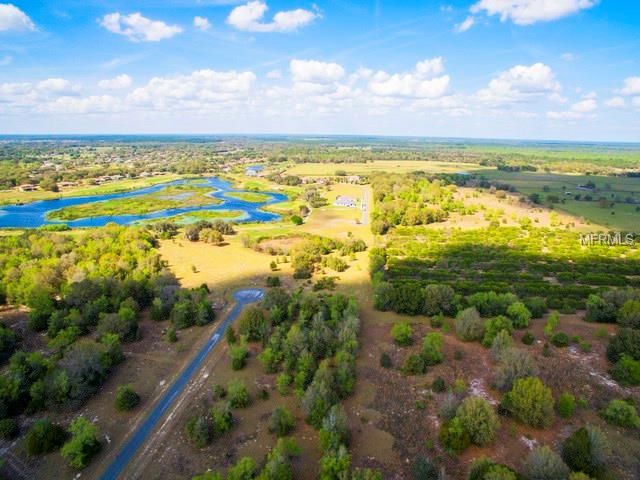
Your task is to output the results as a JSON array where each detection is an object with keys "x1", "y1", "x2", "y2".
[
  {"x1": 115, "y1": 384, "x2": 140, "y2": 411},
  {"x1": 421, "y1": 332, "x2": 444, "y2": 366},
  {"x1": 551, "y1": 332, "x2": 569, "y2": 348},
  {"x1": 610, "y1": 354, "x2": 640, "y2": 385},
  {"x1": 493, "y1": 348, "x2": 538, "y2": 392},
  {"x1": 411, "y1": 456, "x2": 439, "y2": 480},
  {"x1": 562, "y1": 426, "x2": 610, "y2": 479},
  {"x1": 568, "y1": 474, "x2": 592, "y2": 480},
  {"x1": 544, "y1": 311, "x2": 560, "y2": 337},
  {"x1": 61, "y1": 417, "x2": 101, "y2": 469},
  {"x1": 502, "y1": 377, "x2": 554, "y2": 428},
  {"x1": 456, "y1": 396, "x2": 500, "y2": 446},
  {"x1": 430, "y1": 314, "x2": 444, "y2": 328},
  {"x1": 423, "y1": 284, "x2": 456, "y2": 316},
  {"x1": 558, "y1": 392, "x2": 576, "y2": 419},
  {"x1": 291, "y1": 215, "x2": 303, "y2": 225},
  {"x1": 468, "y1": 457, "x2": 519, "y2": 480},
  {"x1": 490, "y1": 330, "x2": 513, "y2": 361},
  {"x1": 606, "y1": 328, "x2": 640, "y2": 363},
  {"x1": 227, "y1": 457, "x2": 258, "y2": 480},
  {"x1": 269, "y1": 406, "x2": 295, "y2": 437},
  {"x1": 482, "y1": 316, "x2": 513, "y2": 348},
  {"x1": 432, "y1": 376, "x2": 446, "y2": 393},
  {"x1": 165, "y1": 327, "x2": 177, "y2": 343},
  {"x1": 237, "y1": 306, "x2": 267, "y2": 342},
  {"x1": 522, "y1": 445, "x2": 569, "y2": 480},
  {"x1": 227, "y1": 379, "x2": 250, "y2": 408},
  {"x1": 211, "y1": 401, "x2": 233, "y2": 435},
  {"x1": 579, "y1": 341, "x2": 592, "y2": 353},
  {"x1": 525, "y1": 297, "x2": 548, "y2": 319},
  {"x1": 438, "y1": 393, "x2": 460, "y2": 421},
  {"x1": 25, "y1": 419, "x2": 66, "y2": 456},
  {"x1": 229, "y1": 341, "x2": 249, "y2": 371},
  {"x1": 185, "y1": 416, "x2": 212, "y2": 448},
  {"x1": 402, "y1": 354, "x2": 426, "y2": 376},
  {"x1": 507, "y1": 302, "x2": 531, "y2": 329},
  {"x1": 483, "y1": 465, "x2": 517, "y2": 480},
  {"x1": 455, "y1": 307, "x2": 484, "y2": 341},
  {"x1": 585, "y1": 294, "x2": 617, "y2": 323},
  {"x1": 0, "y1": 418, "x2": 19, "y2": 440},
  {"x1": 319, "y1": 404, "x2": 350, "y2": 451},
  {"x1": 618, "y1": 300, "x2": 640, "y2": 329},
  {"x1": 379, "y1": 352, "x2": 392, "y2": 369},
  {"x1": 439, "y1": 417, "x2": 470, "y2": 454},
  {"x1": 522, "y1": 331, "x2": 535, "y2": 345},
  {"x1": 601, "y1": 399, "x2": 640, "y2": 428},
  {"x1": 276, "y1": 373, "x2": 291, "y2": 395},
  {"x1": 391, "y1": 321, "x2": 413, "y2": 346}
]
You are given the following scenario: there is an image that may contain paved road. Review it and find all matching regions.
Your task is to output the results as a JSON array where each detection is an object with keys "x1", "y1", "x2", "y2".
[{"x1": 100, "y1": 288, "x2": 265, "y2": 480}]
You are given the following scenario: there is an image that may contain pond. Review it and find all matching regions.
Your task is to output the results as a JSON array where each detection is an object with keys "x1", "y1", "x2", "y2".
[{"x1": 0, "y1": 177, "x2": 287, "y2": 228}]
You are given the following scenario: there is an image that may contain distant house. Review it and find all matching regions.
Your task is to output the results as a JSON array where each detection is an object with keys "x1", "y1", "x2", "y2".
[
  {"x1": 18, "y1": 184, "x2": 38, "y2": 192},
  {"x1": 347, "y1": 175, "x2": 361, "y2": 184},
  {"x1": 334, "y1": 196, "x2": 357, "y2": 208},
  {"x1": 57, "y1": 181, "x2": 78, "y2": 189}
]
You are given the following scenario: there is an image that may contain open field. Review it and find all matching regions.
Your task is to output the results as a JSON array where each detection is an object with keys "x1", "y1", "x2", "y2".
[
  {"x1": 0, "y1": 174, "x2": 183, "y2": 205},
  {"x1": 223, "y1": 191, "x2": 273, "y2": 203},
  {"x1": 284, "y1": 160, "x2": 492, "y2": 176},
  {"x1": 477, "y1": 170, "x2": 640, "y2": 230}
]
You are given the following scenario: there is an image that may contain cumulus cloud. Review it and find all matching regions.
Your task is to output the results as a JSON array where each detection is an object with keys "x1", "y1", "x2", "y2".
[
  {"x1": 605, "y1": 96, "x2": 625, "y2": 108},
  {"x1": 266, "y1": 69, "x2": 282, "y2": 79},
  {"x1": 290, "y1": 59, "x2": 345, "y2": 83},
  {"x1": 368, "y1": 58, "x2": 450, "y2": 99},
  {"x1": 475, "y1": 62, "x2": 560, "y2": 105},
  {"x1": 227, "y1": 1, "x2": 318, "y2": 33},
  {"x1": 194, "y1": 16, "x2": 211, "y2": 31},
  {"x1": 98, "y1": 74, "x2": 133, "y2": 90},
  {"x1": 0, "y1": 3, "x2": 35, "y2": 32},
  {"x1": 470, "y1": 0, "x2": 596, "y2": 26},
  {"x1": 455, "y1": 16, "x2": 474, "y2": 33},
  {"x1": 547, "y1": 93, "x2": 598, "y2": 119},
  {"x1": 100, "y1": 12, "x2": 183, "y2": 42},
  {"x1": 618, "y1": 76, "x2": 640, "y2": 96}
]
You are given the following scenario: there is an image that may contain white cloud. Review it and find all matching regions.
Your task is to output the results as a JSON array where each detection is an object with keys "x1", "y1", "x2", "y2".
[
  {"x1": 290, "y1": 59, "x2": 345, "y2": 83},
  {"x1": 605, "y1": 96, "x2": 626, "y2": 108},
  {"x1": 39, "y1": 95, "x2": 125, "y2": 114},
  {"x1": 547, "y1": 93, "x2": 597, "y2": 119},
  {"x1": 571, "y1": 97, "x2": 597, "y2": 113},
  {"x1": 470, "y1": 0, "x2": 596, "y2": 26},
  {"x1": 368, "y1": 58, "x2": 450, "y2": 99},
  {"x1": 266, "y1": 69, "x2": 282, "y2": 79},
  {"x1": 475, "y1": 62, "x2": 560, "y2": 105},
  {"x1": 194, "y1": 16, "x2": 211, "y2": 31},
  {"x1": 36, "y1": 78, "x2": 80, "y2": 95},
  {"x1": 98, "y1": 74, "x2": 133, "y2": 90},
  {"x1": 0, "y1": 3, "x2": 35, "y2": 32},
  {"x1": 455, "y1": 16, "x2": 475, "y2": 33},
  {"x1": 227, "y1": 1, "x2": 318, "y2": 33},
  {"x1": 100, "y1": 12, "x2": 183, "y2": 42},
  {"x1": 618, "y1": 76, "x2": 640, "y2": 96}
]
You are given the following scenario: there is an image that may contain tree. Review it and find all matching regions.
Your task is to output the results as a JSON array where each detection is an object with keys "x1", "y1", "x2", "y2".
[
  {"x1": 562, "y1": 426, "x2": 610, "y2": 479},
  {"x1": 617, "y1": 300, "x2": 640, "y2": 329},
  {"x1": 455, "y1": 396, "x2": 500, "y2": 446},
  {"x1": 227, "y1": 457, "x2": 257, "y2": 480},
  {"x1": 391, "y1": 321, "x2": 413, "y2": 346},
  {"x1": 61, "y1": 417, "x2": 101, "y2": 469},
  {"x1": 558, "y1": 392, "x2": 576, "y2": 419},
  {"x1": 421, "y1": 332, "x2": 444, "y2": 366},
  {"x1": 490, "y1": 330, "x2": 513, "y2": 361},
  {"x1": 525, "y1": 297, "x2": 548, "y2": 319},
  {"x1": 439, "y1": 417, "x2": 470, "y2": 454},
  {"x1": 0, "y1": 323, "x2": 18, "y2": 363},
  {"x1": 269, "y1": 406, "x2": 295, "y2": 437},
  {"x1": 229, "y1": 340, "x2": 249, "y2": 371},
  {"x1": 115, "y1": 384, "x2": 140, "y2": 411},
  {"x1": 493, "y1": 348, "x2": 538, "y2": 391},
  {"x1": 58, "y1": 340, "x2": 108, "y2": 407},
  {"x1": 0, "y1": 418, "x2": 18, "y2": 440},
  {"x1": 455, "y1": 307, "x2": 484, "y2": 341},
  {"x1": 291, "y1": 215, "x2": 303, "y2": 225},
  {"x1": 601, "y1": 399, "x2": 640, "y2": 428},
  {"x1": 227, "y1": 379, "x2": 250, "y2": 408},
  {"x1": 411, "y1": 456, "x2": 439, "y2": 480},
  {"x1": 25, "y1": 419, "x2": 66, "y2": 456},
  {"x1": 237, "y1": 306, "x2": 267, "y2": 342},
  {"x1": 506, "y1": 302, "x2": 531, "y2": 329},
  {"x1": 610, "y1": 354, "x2": 640, "y2": 385},
  {"x1": 211, "y1": 401, "x2": 234, "y2": 435},
  {"x1": 482, "y1": 316, "x2": 513, "y2": 348},
  {"x1": 502, "y1": 377, "x2": 554, "y2": 428},
  {"x1": 185, "y1": 415, "x2": 212, "y2": 448},
  {"x1": 523, "y1": 445, "x2": 570, "y2": 480},
  {"x1": 319, "y1": 444, "x2": 351, "y2": 480},
  {"x1": 585, "y1": 295, "x2": 616, "y2": 323},
  {"x1": 423, "y1": 284, "x2": 456, "y2": 316},
  {"x1": 606, "y1": 328, "x2": 640, "y2": 363},
  {"x1": 319, "y1": 404, "x2": 350, "y2": 452}
]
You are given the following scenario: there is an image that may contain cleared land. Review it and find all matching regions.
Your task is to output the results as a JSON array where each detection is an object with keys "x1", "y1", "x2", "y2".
[{"x1": 284, "y1": 160, "x2": 491, "y2": 176}]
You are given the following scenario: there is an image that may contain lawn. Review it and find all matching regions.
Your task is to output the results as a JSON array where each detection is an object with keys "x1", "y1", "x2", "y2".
[{"x1": 224, "y1": 191, "x2": 273, "y2": 202}]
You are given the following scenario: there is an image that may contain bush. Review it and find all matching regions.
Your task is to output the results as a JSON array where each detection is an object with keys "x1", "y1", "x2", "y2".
[
  {"x1": 522, "y1": 331, "x2": 535, "y2": 345},
  {"x1": 467, "y1": 291, "x2": 517, "y2": 317},
  {"x1": 432, "y1": 376, "x2": 446, "y2": 393},
  {"x1": 558, "y1": 392, "x2": 576, "y2": 419},
  {"x1": 439, "y1": 417, "x2": 470, "y2": 454},
  {"x1": 610, "y1": 354, "x2": 640, "y2": 385},
  {"x1": 601, "y1": 399, "x2": 640, "y2": 428},
  {"x1": 585, "y1": 294, "x2": 617, "y2": 323},
  {"x1": 490, "y1": 330, "x2": 513, "y2": 361},
  {"x1": 618, "y1": 300, "x2": 640, "y2": 328},
  {"x1": 269, "y1": 406, "x2": 295, "y2": 437},
  {"x1": 291, "y1": 215, "x2": 303, "y2": 225},
  {"x1": 391, "y1": 321, "x2": 413, "y2": 346},
  {"x1": 455, "y1": 307, "x2": 484, "y2": 341},
  {"x1": 402, "y1": 354, "x2": 426, "y2": 376},
  {"x1": 229, "y1": 341, "x2": 249, "y2": 371},
  {"x1": 227, "y1": 379, "x2": 250, "y2": 408},
  {"x1": 25, "y1": 419, "x2": 66, "y2": 456},
  {"x1": 423, "y1": 284, "x2": 456, "y2": 316},
  {"x1": 320, "y1": 404, "x2": 350, "y2": 451},
  {"x1": 379, "y1": 352, "x2": 392, "y2": 369},
  {"x1": 456, "y1": 396, "x2": 500, "y2": 446},
  {"x1": 525, "y1": 297, "x2": 548, "y2": 319},
  {"x1": 0, "y1": 418, "x2": 19, "y2": 439},
  {"x1": 115, "y1": 384, "x2": 140, "y2": 411},
  {"x1": 237, "y1": 306, "x2": 267, "y2": 342},
  {"x1": 276, "y1": 373, "x2": 291, "y2": 395},
  {"x1": 411, "y1": 456, "x2": 439, "y2": 480},
  {"x1": 522, "y1": 446, "x2": 569, "y2": 480},
  {"x1": 493, "y1": 348, "x2": 538, "y2": 392},
  {"x1": 606, "y1": 328, "x2": 640, "y2": 363},
  {"x1": 562, "y1": 426, "x2": 610, "y2": 479},
  {"x1": 438, "y1": 393, "x2": 460, "y2": 421},
  {"x1": 551, "y1": 332, "x2": 569, "y2": 348},
  {"x1": 211, "y1": 401, "x2": 233, "y2": 435},
  {"x1": 185, "y1": 416, "x2": 212, "y2": 448},
  {"x1": 61, "y1": 417, "x2": 101, "y2": 469},
  {"x1": 421, "y1": 332, "x2": 444, "y2": 366},
  {"x1": 502, "y1": 377, "x2": 554, "y2": 428},
  {"x1": 507, "y1": 302, "x2": 531, "y2": 329},
  {"x1": 165, "y1": 327, "x2": 177, "y2": 343},
  {"x1": 544, "y1": 311, "x2": 560, "y2": 337},
  {"x1": 482, "y1": 316, "x2": 513, "y2": 348}
]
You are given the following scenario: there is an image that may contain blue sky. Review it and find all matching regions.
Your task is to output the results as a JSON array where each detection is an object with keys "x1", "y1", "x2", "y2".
[{"x1": 0, "y1": 0, "x2": 639, "y2": 141}]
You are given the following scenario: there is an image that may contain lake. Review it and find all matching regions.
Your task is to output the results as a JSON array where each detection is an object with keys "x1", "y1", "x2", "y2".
[{"x1": 0, "y1": 177, "x2": 287, "y2": 228}]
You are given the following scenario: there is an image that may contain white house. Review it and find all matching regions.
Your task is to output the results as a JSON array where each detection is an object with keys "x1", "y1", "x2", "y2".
[{"x1": 334, "y1": 196, "x2": 357, "y2": 208}]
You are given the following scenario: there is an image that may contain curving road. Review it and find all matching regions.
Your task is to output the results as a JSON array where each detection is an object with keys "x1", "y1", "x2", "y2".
[{"x1": 100, "y1": 288, "x2": 265, "y2": 480}]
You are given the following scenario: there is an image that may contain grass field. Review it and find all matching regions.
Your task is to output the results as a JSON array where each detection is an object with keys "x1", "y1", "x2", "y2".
[
  {"x1": 0, "y1": 174, "x2": 183, "y2": 205},
  {"x1": 476, "y1": 170, "x2": 640, "y2": 230},
  {"x1": 223, "y1": 191, "x2": 273, "y2": 202},
  {"x1": 284, "y1": 160, "x2": 491, "y2": 176}
]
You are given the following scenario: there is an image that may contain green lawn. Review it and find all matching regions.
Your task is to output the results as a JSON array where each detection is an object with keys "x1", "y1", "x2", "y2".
[{"x1": 224, "y1": 191, "x2": 273, "y2": 202}]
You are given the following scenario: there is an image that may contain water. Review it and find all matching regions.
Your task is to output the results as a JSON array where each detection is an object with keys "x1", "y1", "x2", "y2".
[{"x1": 0, "y1": 177, "x2": 287, "y2": 228}]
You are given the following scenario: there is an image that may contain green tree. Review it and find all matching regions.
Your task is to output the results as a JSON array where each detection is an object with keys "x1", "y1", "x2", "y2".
[
  {"x1": 482, "y1": 316, "x2": 513, "y2": 348},
  {"x1": 115, "y1": 384, "x2": 140, "y2": 411},
  {"x1": 25, "y1": 419, "x2": 66, "y2": 456},
  {"x1": 506, "y1": 302, "x2": 531, "y2": 329},
  {"x1": 601, "y1": 399, "x2": 640, "y2": 428},
  {"x1": 421, "y1": 332, "x2": 444, "y2": 366},
  {"x1": 455, "y1": 307, "x2": 484, "y2": 342},
  {"x1": 227, "y1": 379, "x2": 251, "y2": 408},
  {"x1": 503, "y1": 377, "x2": 554, "y2": 428},
  {"x1": 391, "y1": 321, "x2": 413, "y2": 346},
  {"x1": 269, "y1": 406, "x2": 295, "y2": 437},
  {"x1": 455, "y1": 396, "x2": 500, "y2": 446},
  {"x1": 558, "y1": 392, "x2": 576, "y2": 419},
  {"x1": 185, "y1": 415, "x2": 212, "y2": 448},
  {"x1": 237, "y1": 306, "x2": 267, "y2": 342},
  {"x1": 562, "y1": 426, "x2": 610, "y2": 479},
  {"x1": 61, "y1": 417, "x2": 101, "y2": 469},
  {"x1": 523, "y1": 445, "x2": 570, "y2": 480}
]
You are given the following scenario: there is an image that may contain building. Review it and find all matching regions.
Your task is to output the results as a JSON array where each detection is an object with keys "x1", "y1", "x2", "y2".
[
  {"x1": 334, "y1": 196, "x2": 357, "y2": 208},
  {"x1": 18, "y1": 184, "x2": 38, "y2": 192}
]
